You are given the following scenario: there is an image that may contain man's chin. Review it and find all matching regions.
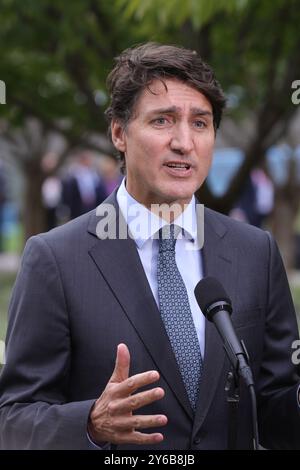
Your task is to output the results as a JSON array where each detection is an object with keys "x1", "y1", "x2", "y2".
[{"x1": 163, "y1": 186, "x2": 196, "y2": 204}]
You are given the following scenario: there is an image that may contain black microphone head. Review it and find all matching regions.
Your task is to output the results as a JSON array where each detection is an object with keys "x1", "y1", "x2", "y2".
[{"x1": 194, "y1": 277, "x2": 232, "y2": 320}]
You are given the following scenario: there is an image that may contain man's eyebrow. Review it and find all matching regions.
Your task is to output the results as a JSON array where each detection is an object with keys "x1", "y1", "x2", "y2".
[
  {"x1": 146, "y1": 106, "x2": 213, "y2": 116},
  {"x1": 190, "y1": 107, "x2": 213, "y2": 117},
  {"x1": 146, "y1": 106, "x2": 178, "y2": 115}
]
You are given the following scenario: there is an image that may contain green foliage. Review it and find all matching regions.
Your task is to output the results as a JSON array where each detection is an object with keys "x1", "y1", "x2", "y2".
[
  {"x1": 1, "y1": 0, "x2": 300, "y2": 219},
  {"x1": 117, "y1": 0, "x2": 300, "y2": 124},
  {"x1": 1, "y1": 0, "x2": 300, "y2": 141},
  {"x1": 0, "y1": 1, "x2": 143, "y2": 136},
  {"x1": 117, "y1": 0, "x2": 249, "y2": 31}
]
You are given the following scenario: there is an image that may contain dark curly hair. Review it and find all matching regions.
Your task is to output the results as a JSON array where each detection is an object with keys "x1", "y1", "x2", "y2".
[{"x1": 105, "y1": 43, "x2": 226, "y2": 172}]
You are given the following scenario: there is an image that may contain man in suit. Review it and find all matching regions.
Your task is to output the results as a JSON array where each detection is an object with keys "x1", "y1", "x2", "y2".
[
  {"x1": 0, "y1": 43, "x2": 299, "y2": 450},
  {"x1": 62, "y1": 152, "x2": 107, "y2": 220}
]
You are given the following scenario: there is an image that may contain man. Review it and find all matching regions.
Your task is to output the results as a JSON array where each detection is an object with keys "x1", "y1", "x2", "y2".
[
  {"x1": 62, "y1": 152, "x2": 107, "y2": 220},
  {"x1": 0, "y1": 43, "x2": 299, "y2": 450}
]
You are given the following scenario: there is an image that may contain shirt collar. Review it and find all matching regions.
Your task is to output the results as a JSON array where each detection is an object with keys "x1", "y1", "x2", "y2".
[{"x1": 116, "y1": 178, "x2": 198, "y2": 249}]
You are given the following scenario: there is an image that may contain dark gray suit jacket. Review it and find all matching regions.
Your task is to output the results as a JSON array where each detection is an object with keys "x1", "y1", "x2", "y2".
[{"x1": 0, "y1": 191, "x2": 299, "y2": 449}]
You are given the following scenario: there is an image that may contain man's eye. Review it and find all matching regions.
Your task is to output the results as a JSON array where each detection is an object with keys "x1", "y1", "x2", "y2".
[
  {"x1": 194, "y1": 120, "x2": 206, "y2": 128},
  {"x1": 153, "y1": 117, "x2": 167, "y2": 125}
]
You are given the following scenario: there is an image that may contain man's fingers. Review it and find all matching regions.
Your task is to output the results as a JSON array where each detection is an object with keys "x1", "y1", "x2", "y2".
[
  {"x1": 125, "y1": 431, "x2": 164, "y2": 445},
  {"x1": 112, "y1": 431, "x2": 164, "y2": 446},
  {"x1": 112, "y1": 370, "x2": 160, "y2": 398},
  {"x1": 109, "y1": 387, "x2": 165, "y2": 414},
  {"x1": 110, "y1": 343, "x2": 130, "y2": 383},
  {"x1": 113, "y1": 414, "x2": 168, "y2": 431}
]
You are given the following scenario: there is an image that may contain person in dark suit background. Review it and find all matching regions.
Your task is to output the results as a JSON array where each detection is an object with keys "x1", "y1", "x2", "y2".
[
  {"x1": 62, "y1": 151, "x2": 107, "y2": 220},
  {"x1": 230, "y1": 167, "x2": 274, "y2": 228},
  {"x1": 0, "y1": 43, "x2": 299, "y2": 450}
]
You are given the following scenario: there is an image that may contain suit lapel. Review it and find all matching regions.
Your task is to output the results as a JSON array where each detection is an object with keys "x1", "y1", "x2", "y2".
[
  {"x1": 87, "y1": 193, "x2": 193, "y2": 420},
  {"x1": 193, "y1": 208, "x2": 238, "y2": 436}
]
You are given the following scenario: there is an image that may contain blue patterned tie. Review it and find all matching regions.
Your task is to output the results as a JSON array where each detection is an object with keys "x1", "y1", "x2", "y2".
[{"x1": 157, "y1": 224, "x2": 203, "y2": 411}]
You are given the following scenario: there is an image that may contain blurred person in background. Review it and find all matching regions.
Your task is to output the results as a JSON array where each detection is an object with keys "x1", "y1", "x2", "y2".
[
  {"x1": 41, "y1": 152, "x2": 63, "y2": 231},
  {"x1": 230, "y1": 167, "x2": 274, "y2": 228},
  {"x1": 62, "y1": 151, "x2": 107, "y2": 220},
  {"x1": 98, "y1": 155, "x2": 122, "y2": 197}
]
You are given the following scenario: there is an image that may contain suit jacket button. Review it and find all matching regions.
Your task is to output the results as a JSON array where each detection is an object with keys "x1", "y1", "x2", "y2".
[{"x1": 194, "y1": 437, "x2": 201, "y2": 445}]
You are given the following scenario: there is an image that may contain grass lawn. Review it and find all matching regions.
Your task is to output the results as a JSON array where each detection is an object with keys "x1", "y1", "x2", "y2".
[
  {"x1": 3, "y1": 224, "x2": 23, "y2": 254},
  {"x1": 0, "y1": 273, "x2": 16, "y2": 341}
]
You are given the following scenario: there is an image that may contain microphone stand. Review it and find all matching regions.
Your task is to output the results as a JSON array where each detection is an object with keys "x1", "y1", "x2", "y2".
[
  {"x1": 223, "y1": 340, "x2": 259, "y2": 450},
  {"x1": 225, "y1": 368, "x2": 240, "y2": 450}
]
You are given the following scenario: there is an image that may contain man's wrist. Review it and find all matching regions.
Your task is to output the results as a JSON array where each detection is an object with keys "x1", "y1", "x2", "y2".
[
  {"x1": 87, "y1": 400, "x2": 110, "y2": 448},
  {"x1": 87, "y1": 419, "x2": 110, "y2": 449}
]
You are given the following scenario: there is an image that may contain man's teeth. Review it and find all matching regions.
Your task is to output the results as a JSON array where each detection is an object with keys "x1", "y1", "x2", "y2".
[{"x1": 166, "y1": 163, "x2": 190, "y2": 169}]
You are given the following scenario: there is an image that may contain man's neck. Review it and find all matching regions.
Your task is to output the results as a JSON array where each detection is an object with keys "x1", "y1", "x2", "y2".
[{"x1": 148, "y1": 201, "x2": 192, "y2": 223}]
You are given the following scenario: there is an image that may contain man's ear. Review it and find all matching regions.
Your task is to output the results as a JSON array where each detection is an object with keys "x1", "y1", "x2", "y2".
[{"x1": 111, "y1": 120, "x2": 126, "y2": 153}]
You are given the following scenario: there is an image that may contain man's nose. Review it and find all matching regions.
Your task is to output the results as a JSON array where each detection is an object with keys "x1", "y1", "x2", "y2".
[{"x1": 170, "y1": 123, "x2": 194, "y2": 155}]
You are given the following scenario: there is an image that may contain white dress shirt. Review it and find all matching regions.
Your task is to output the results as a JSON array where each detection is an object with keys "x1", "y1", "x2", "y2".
[{"x1": 117, "y1": 178, "x2": 206, "y2": 357}]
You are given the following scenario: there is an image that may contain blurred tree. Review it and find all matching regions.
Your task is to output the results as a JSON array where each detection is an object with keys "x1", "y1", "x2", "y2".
[
  {"x1": 0, "y1": 1, "x2": 134, "y2": 135},
  {"x1": 269, "y1": 155, "x2": 300, "y2": 270},
  {"x1": 0, "y1": 118, "x2": 71, "y2": 240},
  {"x1": 121, "y1": 0, "x2": 300, "y2": 268},
  {"x1": 0, "y1": 0, "x2": 139, "y2": 238},
  {"x1": 0, "y1": 0, "x2": 300, "y2": 268},
  {"x1": 122, "y1": 0, "x2": 300, "y2": 207}
]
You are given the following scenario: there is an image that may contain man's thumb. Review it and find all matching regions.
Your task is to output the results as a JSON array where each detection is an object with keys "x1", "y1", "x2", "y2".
[{"x1": 110, "y1": 343, "x2": 130, "y2": 383}]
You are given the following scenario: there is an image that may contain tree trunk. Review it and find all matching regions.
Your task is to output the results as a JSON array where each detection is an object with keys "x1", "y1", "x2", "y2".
[
  {"x1": 23, "y1": 160, "x2": 47, "y2": 242},
  {"x1": 270, "y1": 191, "x2": 296, "y2": 271},
  {"x1": 270, "y1": 157, "x2": 300, "y2": 271}
]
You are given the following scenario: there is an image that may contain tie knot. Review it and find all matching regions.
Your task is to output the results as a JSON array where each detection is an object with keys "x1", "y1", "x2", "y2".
[{"x1": 158, "y1": 224, "x2": 181, "y2": 252}]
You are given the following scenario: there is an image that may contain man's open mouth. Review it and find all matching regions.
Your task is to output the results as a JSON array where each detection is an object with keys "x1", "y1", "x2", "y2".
[{"x1": 164, "y1": 162, "x2": 191, "y2": 170}]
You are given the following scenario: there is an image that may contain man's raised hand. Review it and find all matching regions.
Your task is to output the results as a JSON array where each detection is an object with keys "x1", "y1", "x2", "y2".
[{"x1": 88, "y1": 343, "x2": 167, "y2": 445}]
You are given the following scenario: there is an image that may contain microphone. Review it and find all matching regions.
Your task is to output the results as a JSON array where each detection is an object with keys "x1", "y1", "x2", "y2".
[
  {"x1": 194, "y1": 276, "x2": 254, "y2": 387},
  {"x1": 194, "y1": 277, "x2": 259, "y2": 449}
]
